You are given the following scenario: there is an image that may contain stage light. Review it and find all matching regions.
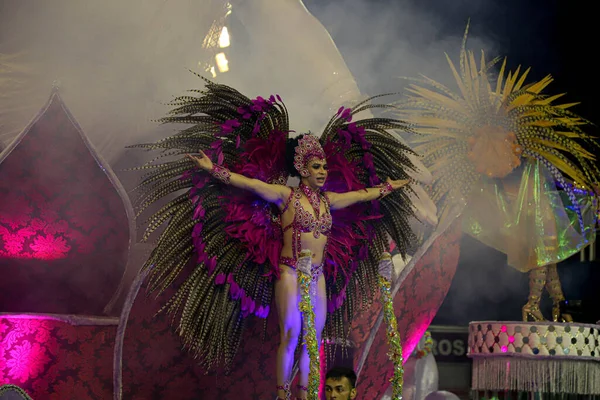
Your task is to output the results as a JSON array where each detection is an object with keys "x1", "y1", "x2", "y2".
[
  {"x1": 215, "y1": 53, "x2": 229, "y2": 73},
  {"x1": 219, "y1": 27, "x2": 230, "y2": 48}
]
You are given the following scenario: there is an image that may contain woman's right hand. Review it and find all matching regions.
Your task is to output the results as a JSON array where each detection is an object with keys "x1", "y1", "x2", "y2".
[{"x1": 186, "y1": 150, "x2": 213, "y2": 171}]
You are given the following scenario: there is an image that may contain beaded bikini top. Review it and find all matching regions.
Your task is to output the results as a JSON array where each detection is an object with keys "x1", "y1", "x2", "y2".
[{"x1": 281, "y1": 184, "x2": 332, "y2": 238}]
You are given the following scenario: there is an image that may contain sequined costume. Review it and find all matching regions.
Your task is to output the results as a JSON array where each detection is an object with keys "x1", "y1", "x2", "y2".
[
  {"x1": 131, "y1": 76, "x2": 420, "y2": 375},
  {"x1": 279, "y1": 184, "x2": 332, "y2": 281},
  {"x1": 394, "y1": 23, "x2": 599, "y2": 322}
]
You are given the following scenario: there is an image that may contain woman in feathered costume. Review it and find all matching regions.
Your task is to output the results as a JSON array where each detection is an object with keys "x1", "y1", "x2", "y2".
[
  {"x1": 132, "y1": 76, "x2": 424, "y2": 399},
  {"x1": 394, "y1": 23, "x2": 599, "y2": 323}
]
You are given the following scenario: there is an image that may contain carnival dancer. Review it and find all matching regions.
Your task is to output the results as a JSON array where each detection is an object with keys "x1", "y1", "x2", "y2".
[{"x1": 131, "y1": 76, "x2": 429, "y2": 399}]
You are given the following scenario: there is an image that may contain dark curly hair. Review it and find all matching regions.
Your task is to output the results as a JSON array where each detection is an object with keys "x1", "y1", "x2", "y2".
[{"x1": 284, "y1": 134, "x2": 305, "y2": 178}]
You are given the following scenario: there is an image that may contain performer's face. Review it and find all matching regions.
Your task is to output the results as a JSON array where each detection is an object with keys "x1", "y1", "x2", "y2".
[
  {"x1": 305, "y1": 157, "x2": 328, "y2": 188},
  {"x1": 325, "y1": 377, "x2": 357, "y2": 400}
]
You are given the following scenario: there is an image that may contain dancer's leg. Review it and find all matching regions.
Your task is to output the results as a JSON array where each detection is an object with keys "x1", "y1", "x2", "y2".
[{"x1": 275, "y1": 266, "x2": 302, "y2": 399}]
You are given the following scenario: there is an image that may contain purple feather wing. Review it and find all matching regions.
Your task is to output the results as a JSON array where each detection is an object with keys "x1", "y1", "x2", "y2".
[
  {"x1": 130, "y1": 77, "x2": 289, "y2": 370},
  {"x1": 319, "y1": 100, "x2": 419, "y2": 343}
]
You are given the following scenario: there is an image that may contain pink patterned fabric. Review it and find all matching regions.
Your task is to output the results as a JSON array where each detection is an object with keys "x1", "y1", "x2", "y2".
[
  {"x1": 0, "y1": 316, "x2": 116, "y2": 399},
  {"x1": 0, "y1": 90, "x2": 131, "y2": 315},
  {"x1": 120, "y1": 269, "x2": 283, "y2": 399}
]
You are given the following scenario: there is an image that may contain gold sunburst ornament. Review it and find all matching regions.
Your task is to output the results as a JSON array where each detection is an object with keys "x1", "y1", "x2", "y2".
[{"x1": 394, "y1": 21, "x2": 599, "y2": 321}]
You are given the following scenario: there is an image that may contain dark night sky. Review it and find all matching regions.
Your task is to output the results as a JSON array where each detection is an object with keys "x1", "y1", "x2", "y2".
[
  {"x1": 306, "y1": 0, "x2": 599, "y2": 324},
  {"x1": 306, "y1": 0, "x2": 597, "y2": 118}
]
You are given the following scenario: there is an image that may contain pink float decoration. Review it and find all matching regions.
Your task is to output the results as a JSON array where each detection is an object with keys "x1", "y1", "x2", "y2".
[{"x1": 0, "y1": 88, "x2": 134, "y2": 315}]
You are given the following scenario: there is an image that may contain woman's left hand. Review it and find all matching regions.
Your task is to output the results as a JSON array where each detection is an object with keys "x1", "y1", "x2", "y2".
[{"x1": 387, "y1": 177, "x2": 410, "y2": 190}]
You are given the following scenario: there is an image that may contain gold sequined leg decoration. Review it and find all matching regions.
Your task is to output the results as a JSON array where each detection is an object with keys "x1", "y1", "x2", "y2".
[
  {"x1": 377, "y1": 253, "x2": 404, "y2": 400},
  {"x1": 545, "y1": 263, "x2": 573, "y2": 322},
  {"x1": 296, "y1": 250, "x2": 320, "y2": 400},
  {"x1": 522, "y1": 267, "x2": 547, "y2": 322}
]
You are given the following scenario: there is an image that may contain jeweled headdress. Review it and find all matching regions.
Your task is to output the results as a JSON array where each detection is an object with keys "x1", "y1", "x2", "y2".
[{"x1": 293, "y1": 134, "x2": 326, "y2": 177}]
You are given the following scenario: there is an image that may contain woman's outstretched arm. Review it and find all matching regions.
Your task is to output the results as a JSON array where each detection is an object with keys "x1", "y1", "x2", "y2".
[
  {"x1": 187, "y1": 151, "x2": 291, "y2": 208},
  {"x1": 326, "y1": 178, "x2": 409, "y2": 210}
]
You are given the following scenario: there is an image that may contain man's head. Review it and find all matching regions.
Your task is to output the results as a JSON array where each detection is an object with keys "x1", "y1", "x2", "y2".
[{"x1": 325, "y1": 366, "x2": 357, "y2": 400}]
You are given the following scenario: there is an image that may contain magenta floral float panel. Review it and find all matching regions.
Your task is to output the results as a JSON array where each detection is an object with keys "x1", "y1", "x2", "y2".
[
  {"x1": 0, "y1": 89, "x2": 130, "y2": 315},
  {"x1": 120, "y1": 263, "x2": 283, "y2": 400},
  {"x1": 0, "y1": 316, "x2": 116, "y2": 399}
]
